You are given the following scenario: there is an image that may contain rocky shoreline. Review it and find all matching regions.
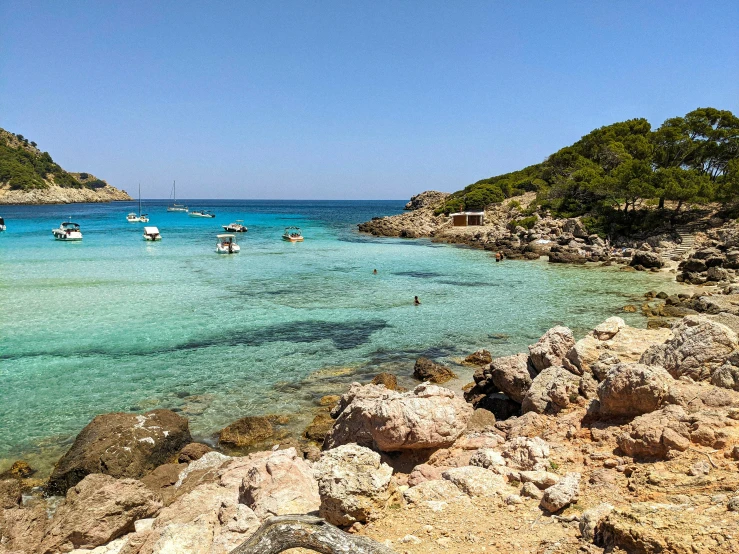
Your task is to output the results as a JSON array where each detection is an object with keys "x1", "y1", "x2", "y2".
[{"x1": 0, "y1": 183, "x2": 131, "y2": 205}]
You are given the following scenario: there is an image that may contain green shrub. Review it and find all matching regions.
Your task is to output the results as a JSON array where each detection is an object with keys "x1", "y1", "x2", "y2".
[{"x1": 508, "y1": 215, "x2": 538, "y2": 231}]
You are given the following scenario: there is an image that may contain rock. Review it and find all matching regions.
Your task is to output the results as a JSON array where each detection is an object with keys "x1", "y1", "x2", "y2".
[
  {"x1": 469, "y1": 449, "x2": 506, "y2": 469},
  {"x1": 403, "y1": 479, "x2": 464, "y2": 504},
  {"x1": 0, "y1": 460, "x2": 35, "y2": 480},
  {"x1": 462, "y1": 349, "x2": 492, "y2": 366},
  {"x1": 324, "y1": 383, "x2": 473, "y2": 451},
  {"x1": 472, "y1": 393, "x2": 522, "y2": 420},
  {"x1": 640, "y1": 316, "x2": 738, "y2": 382},
  {"x1": 407, "y1": 463, "x2": 447, "y2": 486},
  {"x1": 548, "y1": 245, "x2": 587, "y2": 264},
  {"x1": 501, "y1": 437, "x2": 550, "y2": 471},
  {"x1": 466, "y1": 408, "x2": 497, "y2": 430},
  {"x1": 707, "y1": 266, "x2": 730, "y2": 281},
  {"x1": 177, "y1": 443, "x2": 213, "y2": 463},
  {"x1": 239, "y1": 447, "x2": 320, "y2": 519},
  {"x1": 597, "y1": 363, "x2": 673, "y2": 417},
  {"x1": 539, "y1": 472, "x2": 580, "y2": 513},
  {"x1": 593, "y1": 317, "x2": 626, "y2": 340},
  {"x1": 0, "y1": 503, "x2": 53, "y2": 554},
  {"x1": 519, "y1": 470, "x2": 559, "y2": 489},
  {"x1": 617, "y1": 405, "x2": 691, "y2": 459},
  {"x1": 404, "y1": 190, "x2": 450, "y2": 211},
  {"x1": 140, "y1": 463, "x2": 183, "y2": 505},
  {"x1": 319, "y1": 394, "x2": 341, "y2": 407},
  {"x1": 371, "y1": 372, "x2": 398, "y2": 390},
  {"x1": 711, "y1": 361, "x2": 739, "y2": 391},
  {"x1": 46, "y1": 409, "x2": 192, "y2": 496},
  {"x1": 630, "y1": 251, "x2": 663, "y2": 269},
  {"x1": 313, "y1": 444, "x2": 393, "y2": 526},
  {"x1": 728, "y1": 496, "x2": 739, "y2": 511},
  {"x1": 0, "y1": 479, "x2": 21, "y2": 509},
  {"x1": 218, "y1": 416, "x2": 274, "y2": 448},
  {"x1": 413, "y1": 357, "x2": 457, "y2": 384},
  {"x1": 688, "y1": 460, "x2": 710, "y2": 476},
  {"x1": 304, "y1": 410, "x2": 334, "y2": 442},
  {"x1": 521, "y1": 366, "x2": 581, "y2": 414},
  {"x1": 39, "y1": 474, "x2": 161, "y2": 554},
  {"x1": 441, "y1": 466, "x2": 507, "y2": 497},
  {"x1": 490, "y1": 353, "x2": 537, "y2": 404},
  {"x1": 529, "y1": 327, "x2": 575, "y2": 372},
  {"x1": 579, "y1": 503, "x2": 613, "y2": 543}
]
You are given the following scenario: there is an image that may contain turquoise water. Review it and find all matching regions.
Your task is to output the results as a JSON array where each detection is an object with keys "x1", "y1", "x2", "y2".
[{"x1": 0, "y1": 200, "x2": 677, "y2": 472}]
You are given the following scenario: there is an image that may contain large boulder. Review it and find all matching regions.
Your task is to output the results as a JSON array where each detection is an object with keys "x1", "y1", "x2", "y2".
[
  {"x1": 177, "y1": 442, "x2": 213, "y2": 463},
  {"x1": 239, "y1": 447, "x2": 320, "y2": 519},
  {"x1": 617, "y1": 405, "x2": 691, "y2": 459},
  {"x1": 540, "y1": 473, "x2": 580, "y2": 513},
  {"x1": 413, "y1": 357, "x2": 457, "y2": 384},
  {"x1": 324, "y1": 383, "x2": 473, "y2": 452},
  {"x1": 490, "y1": 353, "x2": 537, "y2": 404},
  {"x1": 630, "y1": 251, "x2": 663, "y2": 269},
  {"x1": 218, "y1": 416, "x2": 274, "y2": 448},
  {"x1": 313, "y1": 444, "x2": 393, "y2": 526},
  {"x1": 711, "y1": 357, "x2": 739, "y2": 391},
  {"x1": 47, "y1": 409, "x2": 192, "y2": 496},
  {"x1": 640, "y1": 316, "x2": 738, "y2": 382},
  {"x1": 597, "y1": 363, "x2": 674, "y2": 417},
  {"x1": 404, "y1": 190, "x2": 450, "y2": 211},
  {"x1": 500, "y1": 436, "x2": 550, "y2": 471},
  {"x1": 441, "y1": 466, "x2": 508, "y2": 497},
  {"x1": 521, "y1": 366, "x2": 581, "y2": 415},
  {"x1": 529, "y1": 327, "x2": 575, "y2": 372},
  {"x1": 463, "y1": 349, "x2": 493, "y2": 366},
  {"x1": 0, "y1": 479, "x2": 21, "y2": 509},
  {"x1": 38, "y1": 474, "x2": 161, "y2": 554}
]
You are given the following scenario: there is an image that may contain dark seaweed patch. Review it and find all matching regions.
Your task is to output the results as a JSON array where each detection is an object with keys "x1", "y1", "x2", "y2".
[
  {"x1": 436, "y1": 280, "x2": 500, "y2": 287},
  {"x1": 392, "y1": 270, "x2": 445, "y2": 279}
]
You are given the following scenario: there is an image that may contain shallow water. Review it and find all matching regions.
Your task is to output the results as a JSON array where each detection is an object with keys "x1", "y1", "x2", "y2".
[{"x1": 0, "y1": 200, "x2": 678, "y2": 473}]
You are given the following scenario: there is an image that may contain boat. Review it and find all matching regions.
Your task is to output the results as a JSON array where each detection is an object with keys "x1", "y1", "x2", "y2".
[
  {"x1": 189, "y1": 210, "x2": 215, "y2": 218},
  {"x1": 143, "y1": 226, "x2": 161, "y2": 241},
  {"x1": 167, "y1": 180, "x2": 188, "y2": 212},
  {"x1": 52, "y1": 220, "x2": 83, "y2": 241},
  {"x1": 216, "y1": 234, "x2": 240, "y2": 254},
  {"x1": 0, "y1": 217, "x2": 5, "y2": 232},
  {"x1": 126, "y1": 184, "x2": 149, "y2": 222},
  {"x1": 282, "y1": 226, "x2": 304, "y2": 242},
  {"x1": 222, "y1": 220, "x2": 247, "y2": 232}
]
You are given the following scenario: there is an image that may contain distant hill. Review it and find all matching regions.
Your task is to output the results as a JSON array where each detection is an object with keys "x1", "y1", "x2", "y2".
[{"x1": 0, "y1": 128, "x2": 131, "y2": 204}]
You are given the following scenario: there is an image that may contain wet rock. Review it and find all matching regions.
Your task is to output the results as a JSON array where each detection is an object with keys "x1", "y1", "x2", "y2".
[
  {"x1": 529, "y1": 326, "x2": 575, "y2": 372},
  {"x1": 39, "y1": 474, "x2": 161, "y2": 554},
  {"x1": 0, "y1": 479, "x2": 21, "y2": 509},
  {"x1": 46, "y1": 409, "x2": 191, "y2": 496},
  {"x1": 597, "y1": 363, "x2": 673, "y2": 417},
  {"x1": 640, "y1": 316, "x2": 738, "y2": 382},
  {"x1": 177, "y1": 443, "x2": 213, "y2": 463},
  {"x1": 522, "y1": 365, "x2": 581, "y2": 414},
  {"x1": 630, "y1": 251, "x2": 663, "y2": 269},
  {"x1": 413, "y1": 357, "x2": 457, "y2": 384},
  {"x1": 314, "y1": 444, "x2": 393, "y2": 526},
  {"x1": 371, "y1": 372, "x2": 398, "y2": 390},
  {"x1": 617, "y1": 405, "x2": 691, "y2": 459},
  {"x1": 218, "y1": 416, "x2": 274, "y2": 448},
  {"x1": 324, "y1": 383, "x2": 472, "y2": 452},
  {"x1": 442, "y1": 466, "x2": 507, "y2": 497},
  {"x1": 501, "y1": 436, "x2": 550, "y2": 471},
  {"x1": 0, "y1": 460, "x2": 35, "y2": 480},
  {"x1": 490, "y1": 353, "x2": 537, "y2": 404},
  {"x1": 539, "y1": 472, "x2": 580, "y2": 513},
  {"x1": 304, "y1": 409, "x2": 334, "y2": 442},
  {"x1": 239, "y1": 447, "x2": 320, "y2": 519},
  {"x1": 462, "y1": 349, "x2": 493, "y2": 366}
]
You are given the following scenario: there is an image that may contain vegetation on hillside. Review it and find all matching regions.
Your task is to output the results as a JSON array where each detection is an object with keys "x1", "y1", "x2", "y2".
[
  {"x1": 0, "y1": 129, "x2": 85, "y2": 190},
  {"x1": 438, "y1": 107, "x2": 739, "y2": 234}
]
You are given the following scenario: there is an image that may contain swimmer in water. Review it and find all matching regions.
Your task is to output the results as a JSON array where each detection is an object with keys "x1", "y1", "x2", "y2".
[{"x1": 414, "y1": 296, "x2": 421, "y2": 305}]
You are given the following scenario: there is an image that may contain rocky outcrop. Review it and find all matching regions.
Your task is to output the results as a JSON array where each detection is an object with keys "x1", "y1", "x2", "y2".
[
  {"x1": 413, "y1": 357, "x2": 457, "y2": 383},
  {"x1": 177, "y1": 442, "x2": 213, "y2": 463},
  {"x1": 617, "y1": 405, "x2": 691, "y2": 459},
  {"x1": 46, "y1": 409, "x2": 192, "y2": 496},
  {"x1": 0, "y1": 182, "x2": 131, "y2": 205},
  {"x1": 630, "y1": 251, "x2": 663, "y2": 269},
  {"x1": 521, "y1": 365, "x2": 581, "y2": 415},
  {"x1": 442, "y1": 466, "x2": 508, "y2": 497},
  {"x1": 314, "y1": 444, "x2": 393, "y2": 526},
  {"x1": 539, "y1": 472, "x2": 580, "y2": 513},
  {"x1": 39, "y1": 474, "x2": 161, "y2": 554},
  {"x1": 500, "y1": 437, "x2": 550, "y2": 471},
  {"x1": 490, "y1": 353, "x2": 536, "y2": 404},
  {"x1": 218, "y1": 416, "x2": 274, "y2": 448},
  {"x1": 597, "y1": 363, "x2": 673, "y2": 417},
  {"x1": 371, "y1": 372, "x2": 399, "y2": 390},
  {"x1": 462, "y1": 349, "x2": 492, "y2": 366},
  {"x1": 404, "y1": 190, "x2": 450, "y2": 210},
  {"x1": 529, "y1": 326, "x2": 575, "y2": 372},
  {"x1": 324, "y1": 383, "x2": 473, "y2": 452}
]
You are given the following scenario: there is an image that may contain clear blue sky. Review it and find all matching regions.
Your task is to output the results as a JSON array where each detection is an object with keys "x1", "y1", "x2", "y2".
[{"x1": 1, "y1": 1, "x2": 737, "y2": 199}]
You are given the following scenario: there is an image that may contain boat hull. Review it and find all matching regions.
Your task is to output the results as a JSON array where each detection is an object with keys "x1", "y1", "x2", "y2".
[
  {"x1": 282, "y1": 236, "x2": 304, "y2": 242},
  {"x1": 53, "y1": 232, "x2": 82, "y2": 241},
  {"x1": 167, "y1": 207, "x2": 188, "y2": 212},
  {"x1": 216, "y1": 245, "x2": 240, "y2": 254},
  {"x1": 190, "y1": 213, "x2": 215, "y2": 218}
]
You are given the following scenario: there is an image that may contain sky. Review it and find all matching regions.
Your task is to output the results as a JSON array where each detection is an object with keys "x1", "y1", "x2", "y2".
[{"x1": 1, "y1": 1, "x2": 738, "y2": 200}]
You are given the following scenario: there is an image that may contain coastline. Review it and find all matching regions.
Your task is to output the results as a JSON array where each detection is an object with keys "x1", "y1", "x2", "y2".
[{"x1": 0, "y1": 183, "x2": 132, "y2": 205}]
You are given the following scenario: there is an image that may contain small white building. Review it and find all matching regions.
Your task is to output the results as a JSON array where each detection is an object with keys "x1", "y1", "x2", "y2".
[{"x1": 450, "y1": 211, "x2": 485, "y2": 227}]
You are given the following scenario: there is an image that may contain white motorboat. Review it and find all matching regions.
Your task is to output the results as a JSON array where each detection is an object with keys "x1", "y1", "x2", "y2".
[
  {"x1": 0, "y1": 217, "x2": 5, "y2": 232},
  {"x1": 216, "y1": 234, "x2": 240, "y2": 254},
  {"x1": 222, "y1": 220, "x2": 247, "y2": 232},
  {"x1": 167, "y1": 180, "x2": 188, "y2": 212},
  {"x1": 282, "y1": 226, "x2": 304, "y2": 242},
  {"x1": 143, "y1": 226, "x2": 161, "y2": 241},
  {"x1": 189, "y1": 210, "x2": 215, "y2": 218},
  {"x1": 52, "y1": 221, "x2": 83, "y2": 241},
  {"x1": 127, "y1": 184, "x2": 149, "y2": 222}
]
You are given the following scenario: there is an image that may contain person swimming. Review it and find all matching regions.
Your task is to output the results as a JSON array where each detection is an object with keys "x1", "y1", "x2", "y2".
[
  {"x1": 373, "y1": 269, "x2": 378, "y2": 274},
  {"x1": 414, "y1": 296, "x2": 420, "y2": 305}
]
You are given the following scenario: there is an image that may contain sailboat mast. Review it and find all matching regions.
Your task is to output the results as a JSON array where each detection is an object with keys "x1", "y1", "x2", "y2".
[{"x1": 138, "y1": 183, "x2": 142, "y2": 215}]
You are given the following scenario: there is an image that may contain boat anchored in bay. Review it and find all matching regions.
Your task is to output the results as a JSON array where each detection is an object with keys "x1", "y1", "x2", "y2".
[
  {"x1": 126, "y1": 184, "x2": 149, "y2": 222},
  {"x1": 223, "y1": 220, "x2": 247, "y2": 232},
  {"x1": 282, "y1": 226, "x2": 304, "y2": 242},
  {"x1": 189, "y1": 210, "x2": 215, "y2": 218},
  {"x1": 167, "y1": 180, "x2": 188, "y2": 212},
  {"x1": 143, "y1": 226, "x2": 161, "y2": 241},
  {"x1": 216, "y1": 234, "x2": 240, "y2": 254},
  {"x1": 52, "y1": 220, "x2": 83, "y2": 241}
]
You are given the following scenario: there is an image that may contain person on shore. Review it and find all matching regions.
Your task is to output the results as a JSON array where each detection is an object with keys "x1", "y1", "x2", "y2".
[{"x1": 414, "y1": 296, "x2": 420, "y2": 305}]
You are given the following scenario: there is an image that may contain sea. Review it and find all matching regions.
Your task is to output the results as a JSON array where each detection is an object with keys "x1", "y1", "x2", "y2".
[{"x1": 0, "y1": 199, "x2": 680, "y2": 474}]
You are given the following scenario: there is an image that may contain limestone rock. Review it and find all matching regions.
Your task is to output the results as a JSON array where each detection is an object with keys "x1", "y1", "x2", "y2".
[
  {"x1": 39, "y1": 474, "x2": 161, "y2": 554},
  {"x1": 177, "y1": 443, "x2": 213, "y2": 463},
  {"x1": 469, "y1": 448, "x2": 506, "y2": 469},
  {"x1": 520, "y1": 481, "x2": 543, "y2": 499},
  {"x1": 218, "y1": 416, "x2": 274, "y2": 448},
  {"x1": 593, "y1": 317, "x2": 626, "y2": 340},
  {"x1": 407, "y1": 463, "x2": 447, "y2": 487},
  {"x1": 413, "y1": 357, "x2": 457, "y2": 384},
  {"x1": 519, "y1": 470, "x2": 559, "y2": 489},
  {"x1": 579, "y1": 502, "x2": 613, "y2": 543},
  {"x1": 630, "y1": 251, "x2": 663, "y2": 269},
  {"x1": 442, "y1": 466, "x2": 507, "y2": 497},
  {"x1": 711, "y1": 361, "x2": 739, "y2": 391},
  {"x1": 324, "y1": 383, "x2": 472, "y2": 452},
  {"x1": 0, "y1": 479, "x2": 21, "y2": 509},
  {"x1": 47, "y1": 409, "x2": 191, "y2": 496},
  {"x1": 371, "y1": 372, "x2": 398, "y2": 390},
  {"x1": 501, "y1": 436, "x2": 550, "y2": 471},
  {"x1": 239, "y1": 447, "x2": 320, "y2": 519},
  {"x1": 529, "y1": 326, "x2": 575, "y2": 372},
  {"x1": 490, "y1": 353, "x2": 536, "y2": 404},
  {"x1": 521, "y1": 366, "x2": 581, "y2": 414},
  {"x1": 539, "y1": 472, "x2": 580, "y2": 512},
  {"x1": 404, "y1": 190, "x2": 450, "y2": 211},
  {"x1": 597, "y1": 363, "x2": 673, "y2": 417},
  {"x1": 640, "y1": 316, "x2": 738, "y2": 382},
  {"x1": 617, "y1": 405, "x2": 691, "y2": 459},
  {"x1": 403, "y1": 479, "x2": 464, "y2": 504},
  {"x1": 466, "y1": 408, "x2": 497, "y2": 430},
  {"x1": 314, "y1": 444, "x2": 393, "y2": 526},
  {"x1": 462, "y1": 349, "x2": 493, "y2": 366}
]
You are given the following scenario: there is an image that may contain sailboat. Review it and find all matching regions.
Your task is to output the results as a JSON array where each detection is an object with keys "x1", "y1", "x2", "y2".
[
  {"x1": 126, "y1": 184, "x2": 149, "y2": 223},
  {"x1": 167, "y1": 180, "x2": 188, "y2": 212}
]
